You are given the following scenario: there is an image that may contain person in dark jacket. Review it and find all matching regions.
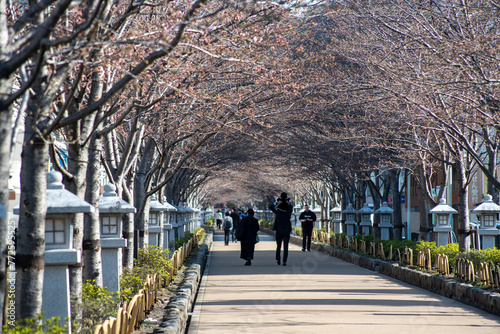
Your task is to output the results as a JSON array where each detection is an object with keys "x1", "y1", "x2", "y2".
[
  {"x1": 269, "y1": 192, "x2": 293, "y2": 266},
  {"x1": 230, "y1": 207, "x2": 240, "y2": 243},
  {"x1": 299, "y1": 205, "x2": 316, "y2": 252},
  {"x1": 237, "y1": 208, "x2": 260, "y2": 266}
]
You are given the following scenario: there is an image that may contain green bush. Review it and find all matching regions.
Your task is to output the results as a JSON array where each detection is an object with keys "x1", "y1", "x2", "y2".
[
  {"x1": 460, "y1": 247, "x2": 500, "y2": 268},
  {"x1": 295, "y1": 226, "x2": 302, "y2": 235},
  {"x1": 120, "y1": 244, "x2": 172, "y2": 301},
  {"x1": 205, "y1": 217, "x2": 215, "y2": 226},
  {"x1": 258, "y1": 219, "x2": 273, "y2": 229},
  {"x1": 3, "y1": 314, "x2": 68, "y2": 333},
  {"x1": 72, "y1": 281, "x2": 119, "y2": 333}
]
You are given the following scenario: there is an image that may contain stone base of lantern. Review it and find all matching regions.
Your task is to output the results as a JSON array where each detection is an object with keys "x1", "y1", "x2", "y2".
[
  {"x1": 433, "y1": 226, "x2": 452, "y2": 247},
  {"x1": 379, "y1": 223, "x2": 393, "y2": 241},
  {"x1": 333, "y1": 222, "x2": 342, "y2": 234},
  {"x1": 43, "y1": 249, "x2": 80, "y2": 334},
  {"x1": 478, "y1": 230, "x2": 500, "y2": 250},
  {"x1": 101, "y1": 238, "x2": 126, "y2": 292},
  {"x1": 346, "y1": 222, "x2": 356, "y2": 237}
]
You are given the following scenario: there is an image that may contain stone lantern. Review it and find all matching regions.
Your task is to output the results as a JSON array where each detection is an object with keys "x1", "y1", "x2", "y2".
[
  {"x1": 293, "y1": 204, "x2": 302, "y2": 228},
  {"x1": 312, "y1": 206, "x2": 321, "y2": 230},
  {"x1": 162, "y1": 198, "x2": 177, "y2": 252},
  {"x1": 376, "y1": 202, "x2": 393, "y2": 240},
  {"x1": 99, "y1": 184, "x2": 136, "y2": 292},
  {"x1": 344, "y1": 203, "x2": 357, "y2": 237},
  {"x1": 184, "y1": 203, "x2": 195, "y2": 232},
  {"x1": 14, "y1": 171, "x2": 93, "y2": 332},
  {"x1": 430, "y1": 198, "x2": 457, "y2": 247},
  {"x1": 358, "y1": 203, "x2": 373, "y2": 237},
  {"x1": 331, "y1": 205, "x2": 342, "y2": 233},
  {"x1": 149, "y1": 195, "x2": 169, "y2": 247},
  {"x1": 472, "y1": 194, "x2": 500, "y2": 250}
]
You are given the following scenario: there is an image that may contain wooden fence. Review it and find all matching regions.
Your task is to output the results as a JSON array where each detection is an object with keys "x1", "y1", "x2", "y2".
[
  {"x1": 93, "y1": 230, "x2": 203, "y2": 334},
  {"x1": 323, "y1": 233, "x2": 500, "y2": 288}
]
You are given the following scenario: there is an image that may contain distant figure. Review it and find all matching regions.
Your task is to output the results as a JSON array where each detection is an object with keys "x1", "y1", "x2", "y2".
[
  {"x1": 223, "y1": 211, "x2": 233, "y2": 246},
  {"x1": 236, "y1": 208, "x2": 260, "y2": 266},
  {"x1": 269, "y1": 192, "x2": 293, "y2": 266},
  {"x1": 230, "y1": 207, "x2": 240, "y2": 243},
  {"x1": 299, "y1": 205, "x2": 316, "y2": 252},
  {"x1": 215, "y1": 209, "x2": 223, "y2": 229}
]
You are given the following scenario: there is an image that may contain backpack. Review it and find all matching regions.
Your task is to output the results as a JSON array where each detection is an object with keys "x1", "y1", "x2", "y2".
[{"x1": 224, "y1": 218, "x2": 232, "y2": 230}]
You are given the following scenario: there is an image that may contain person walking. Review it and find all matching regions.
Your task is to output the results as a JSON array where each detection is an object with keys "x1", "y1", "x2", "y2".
[
  {"x1": 223, "y1": 211, "x2": 233, "y2": 246},
  {"x1": 236, "y1": 208, "x2": 260, "y2": 266},
  {"x1": 230, "y1": 207, "x2": 240, "y2": 243},
  {"x1": 299, "y1": 204, "x2": 316, "y2": 252},
  {"x1": 269, "y1": 192, "x2": 293, "y2": 266},
  {"x1": 215, "y1": 209, "x2": 223, "y2": 229}
]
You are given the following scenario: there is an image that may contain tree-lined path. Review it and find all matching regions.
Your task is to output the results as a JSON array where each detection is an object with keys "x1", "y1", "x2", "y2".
[{"x1": 187, "y1": 230, "x2": 500, "y2": 334}]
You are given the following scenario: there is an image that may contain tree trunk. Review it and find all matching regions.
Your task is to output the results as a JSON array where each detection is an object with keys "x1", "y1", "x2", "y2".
[
  {"x1": 455, "y1": 161, "x2": 470, "y2": 253},
  {"x1": 134, "y1": 139, "x2": 156, "y2": 252},
  {"x1": 389, "y1": 170, "x2": 403, "y2": 241},
  {"x1": 122, "y1": 185, "x2": 135, "y2": 269},
  {"x1": 16, "y1": 117, "x2": 48, "y2": 320},
  {"x1": 0, "y1": 109, "x2": 12, "y2": 326},
  {"x1": 65, "y1": 102, "x2": 96, "y2": 329},
  {"x1": 82, "y1": 133, "x2": 103, "y2": 285}
]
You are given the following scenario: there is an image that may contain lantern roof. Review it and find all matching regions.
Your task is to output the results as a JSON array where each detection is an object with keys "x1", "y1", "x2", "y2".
[
  {"x1": 14, "y1": 171, "x2": 94, "y2": 215},
  {"x1": 330, "y1": 205, "x2": 342, "y2": 213},
  {"x1": 39, "y1": 171, "x2": 94, "y2": 214},
  {"x1": 149, "y1": 195, "x2": 170, "y2": 212},
  {"x1": 430, "y1": 198, "x2": 457, "y2": 214},
  {"x1": 176, "y1": 202, "x2": 194, "y2": 213},
  {"x1": 375, "y1": 202, "x2": 393, "y2": 214},
  {"x1": 472, "y1": 194, "x2": 500, "y2": 214},
  {"x1": 357, "y1": 203, "x2": 373, "y2": 214},
  {"x1": 343, "y1": 203, "x2": 356, "y2": 214},
  {"x1": 99, "y1": 184, "x2": 136, "y2": 214}
]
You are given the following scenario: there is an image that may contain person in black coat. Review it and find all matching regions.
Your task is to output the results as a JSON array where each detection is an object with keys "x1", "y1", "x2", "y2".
[
  {"x1": 237, "y1": 208, "x2": 260, "y2": 266},
  {"x1": 299, "y1": 204, "x2": 316, "y2": 252},
  {"x1": 269, "y1": 192, "x2": 293, "y2": 266},
  {"x1": 230, "y1": 207, "x2": 240, "y2": 242}
]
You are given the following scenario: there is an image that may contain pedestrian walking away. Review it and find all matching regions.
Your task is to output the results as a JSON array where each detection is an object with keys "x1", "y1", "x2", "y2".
[
  {"x1": 236, "y1": 208, "x2": 260, "y2": 266},
  {"x1": 299, "y1": 204, "x2": 316, "y2": 252},
  {"x1": 223, "y1": 211, "x2": 233, "y2": 246},
  {"x1": 215, "y1": 209, "x2": 222, "y2": 229},
  {"x1": 269, "y1": 192, "x2": 293, "y2": 266},
  {"x1": 230, "y1": 207, "x2": 240, "y2": 242}
]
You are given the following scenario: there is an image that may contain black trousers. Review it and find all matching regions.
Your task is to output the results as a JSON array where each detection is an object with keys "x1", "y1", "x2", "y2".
[
  {"x1": 275, "y1": 232, "x2": 290, "y2": 263},
  {"x1": 224, "y1": 229, "x2": 231, "y2": 245},
  {"x1": 302, "y1": 228, "x2": 312, "y2": 251}
]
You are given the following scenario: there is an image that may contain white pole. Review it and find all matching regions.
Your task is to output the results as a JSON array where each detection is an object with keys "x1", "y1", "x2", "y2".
[{"x1": 407, "y1": 169, "x2": 411, "y2": 240}]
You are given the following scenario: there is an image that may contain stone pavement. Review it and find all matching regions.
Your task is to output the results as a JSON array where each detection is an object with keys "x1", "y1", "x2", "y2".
[{"x1": 187, "y1": 229, "x2": 500, "y2": 334}]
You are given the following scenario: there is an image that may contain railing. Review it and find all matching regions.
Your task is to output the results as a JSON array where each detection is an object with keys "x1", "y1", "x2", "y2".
[
  {"x1": 93, "y1": 231, "x2": 203, "y2": 334},
  {"x1": 435, "y1": 253, "x2": 449, "y2": 276},
  {"x1": 454, "y1": 257, "x2": 500, "y2": 288},
  {"x1": 417, "y1": 249, "x2": 432, "y2": 271}
]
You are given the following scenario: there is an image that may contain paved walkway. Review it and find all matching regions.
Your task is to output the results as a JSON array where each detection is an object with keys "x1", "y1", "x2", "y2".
[{"x1": 187, "y1": 230, "x2": 500, "y2": 334}]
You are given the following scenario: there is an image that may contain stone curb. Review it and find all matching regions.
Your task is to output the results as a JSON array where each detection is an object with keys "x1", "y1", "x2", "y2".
[
  {"x1": 263, "y1": 228, "x2": 500, "y2": 317},
  {"x1": 153, "y1": 234, "x2": 213, "y2": 334}
]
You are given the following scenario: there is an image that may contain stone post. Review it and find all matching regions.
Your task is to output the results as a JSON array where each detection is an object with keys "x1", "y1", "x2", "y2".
[
  {"x1": 14, "y1": 171, "x2": 93, "y2": 333},
  {"x1": 358, "y1": 203, "x2": 373, "y2": 237},
  {"x1": 430, "y1": 198, "x2": 457, "y2": 247},
  {"x1": 376, "y1": 202, "x2": 394, "y2": 240},
  {"x1": 472, "y1": 194, "x2": 500, "y2": 250},
  {"x1": 344, "y1": 204, "x2": 357, "y2": 237},
  {"x1": 331, "y1": 205, "x2": 342, "y2": 234},
  {"x1": 99, "y1": 184, "x2": 136, "y2": 292}
]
